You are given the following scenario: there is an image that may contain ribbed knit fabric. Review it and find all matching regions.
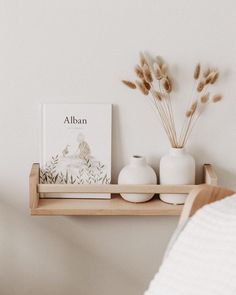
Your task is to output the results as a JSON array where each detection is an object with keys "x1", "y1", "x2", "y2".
[{"x1": 145, "y1": 194, "x2": 236, "y2": 295}]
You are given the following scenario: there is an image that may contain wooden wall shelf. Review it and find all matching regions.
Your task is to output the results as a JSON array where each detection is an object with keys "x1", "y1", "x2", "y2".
[{"x1": 29, "y1": 163, "x2": 218, "y2": 216}]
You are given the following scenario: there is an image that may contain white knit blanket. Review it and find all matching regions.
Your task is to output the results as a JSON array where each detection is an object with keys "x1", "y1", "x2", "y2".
[{"x1": 145, "y1": 194, "x2": 236, "y2": 295}]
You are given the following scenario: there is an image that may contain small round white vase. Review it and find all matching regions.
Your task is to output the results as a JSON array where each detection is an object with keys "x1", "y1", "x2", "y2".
[
  {"x1": 118, "y1": 155, "x2": 157, "y2": 203},
  {"x1": 160, "y1": 148, "x2": 195, "y2": 205}
]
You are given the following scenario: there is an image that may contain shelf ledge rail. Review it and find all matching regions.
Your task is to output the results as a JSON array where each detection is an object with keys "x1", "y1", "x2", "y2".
[{"x1": 29, "y1": 163, "x2": 217, "y2": 211}]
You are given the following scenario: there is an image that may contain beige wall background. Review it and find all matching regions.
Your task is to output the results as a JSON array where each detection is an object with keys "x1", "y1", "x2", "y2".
[{"x1": 0, "y1": 0, "x2": 236, "y2": 294}]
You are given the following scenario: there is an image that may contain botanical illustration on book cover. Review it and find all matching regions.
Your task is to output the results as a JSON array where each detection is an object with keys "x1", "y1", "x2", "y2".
[{"x1": 40, "y1": 104, "x2": 112, "y2": 198}]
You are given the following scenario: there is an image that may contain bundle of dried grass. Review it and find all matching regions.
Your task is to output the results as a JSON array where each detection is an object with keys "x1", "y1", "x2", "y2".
[{"x1": 122, "y1": 52, "x2": 223, "y2": 147}]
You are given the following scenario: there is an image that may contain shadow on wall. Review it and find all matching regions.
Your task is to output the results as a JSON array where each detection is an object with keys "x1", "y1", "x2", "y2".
[
  {"x1": 0, "y1": 195, "x2": 178, "y2": 295},
  {"x1": 215, "y1": 166, "x2": 236, "y2": 190},
  {"x1": 190, "y1": 146, "x2": 236, "y2": 188},
  {"x1": 111, "y1": 104, "x2": 125, "y2": 182}
]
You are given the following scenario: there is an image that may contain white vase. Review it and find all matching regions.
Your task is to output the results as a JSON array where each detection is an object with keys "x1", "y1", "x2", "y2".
[
  {"x1": 160, "y1": 148, "x2": 195, "y2": 204},
  {"x1": 118, "y1": 155, "x2": 157, "y2": 203}
]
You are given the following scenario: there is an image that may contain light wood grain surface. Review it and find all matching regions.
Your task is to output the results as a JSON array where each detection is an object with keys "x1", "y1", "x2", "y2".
[
  {"x1": 204, "y1": 164, "x2": 218, "y2": 185},
  {"x1": 29, "y1": 163, "x2": 40, "y2": 209},
  {"x1": 31, "y1": 194, "x2": 183, "y2": 216},
  {"x1": 179, "y1": 184, "x2": 234, "y2": 226},
  {"x1": 29, "y1": 163, "x2": 220, "y2": 216},
  {"x1": 38, "y1": 183, "x2": 196, "y2": 194}
]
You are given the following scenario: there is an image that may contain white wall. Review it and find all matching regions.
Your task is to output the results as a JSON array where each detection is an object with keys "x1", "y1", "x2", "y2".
[{"x1": 0, "y1": 0, "x2": 236, "y2": 294}]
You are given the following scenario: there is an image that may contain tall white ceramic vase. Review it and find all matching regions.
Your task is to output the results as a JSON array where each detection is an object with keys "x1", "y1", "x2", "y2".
[
  {"x1": 160, "y1": 148, "x2": 195, "y2": 204},
  {"x1": 118, "y1": 155, "x2": 157, "y2": 203}
]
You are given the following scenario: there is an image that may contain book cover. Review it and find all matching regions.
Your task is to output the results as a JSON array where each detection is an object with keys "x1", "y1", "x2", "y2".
[{"x1": 40, "y1": 103, "x2": 112, "y2": 199}]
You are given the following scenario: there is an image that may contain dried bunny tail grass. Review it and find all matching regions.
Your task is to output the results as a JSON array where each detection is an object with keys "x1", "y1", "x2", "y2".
[
  {"x1": 168, "y1": 78, "x2": 173, "y2": 92},
  {"x1": 194, "y1": 63, "x2": 201, "y2": 80},
  {"x1": 152, "y1": 90, "x2": 162, "y2": 101},
  {"x1": 200, "y1": 92, "x2": 210, "y2": 103},
  {"x1": 122, "y1": 80, "x2": 136, "y2": 89},
  {"x1": 210, "y1": 71, "x2": 219, "y2": 84},
  {"x1": 155, "y1": 56, "x2": 164, "y2": 67},
  {"x1": 142, "y1": 79, "x2": 151, "y2": 90},
  {"x1": 186, "y1": 101, "x2": 198, "y2": 117},
  {"x1": 153, "y1": 63, "x2": 162, "y2": 80},
  {"x1": 134, "y1": 65, "x2": 144, "y2": 79},
  {"x1": 161, "y1": 63, "x2": 168, "y2": 76},
  {"x1": 190, "y1": 101, "x2": 198, "y2": 112},
  {"x1": 203, "y1": 68, "x2": 211, "y2": 77},
  {"x1": 197, "y1": 81, "x2": 205, "y2": 92},
  {"x1": 143, "y1": 63, "x2": 153, "y2": 83},
  {"x1": 212, "y1": 94, "x2": 223, "y2": 103},
  {"x1": 136, "y1": 80, "x2": 149, "y2": 95},
  {"x1": 140, "y1": 52, "x2": 147, "y2": 67},
  {"x1": 204, "y1": 72, "x2": 215, "y2": 84},
  {"x1": 163, "y1": 77, "x2": 172, "y2": 93},
  {"x1": 186, "y1": 110, "x2": 192, "y2": 117}
]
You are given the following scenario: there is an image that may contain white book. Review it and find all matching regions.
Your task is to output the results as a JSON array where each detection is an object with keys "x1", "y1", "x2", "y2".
[{"x1": 40, "y1": 103, "x2": 112, "y2": 199}]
